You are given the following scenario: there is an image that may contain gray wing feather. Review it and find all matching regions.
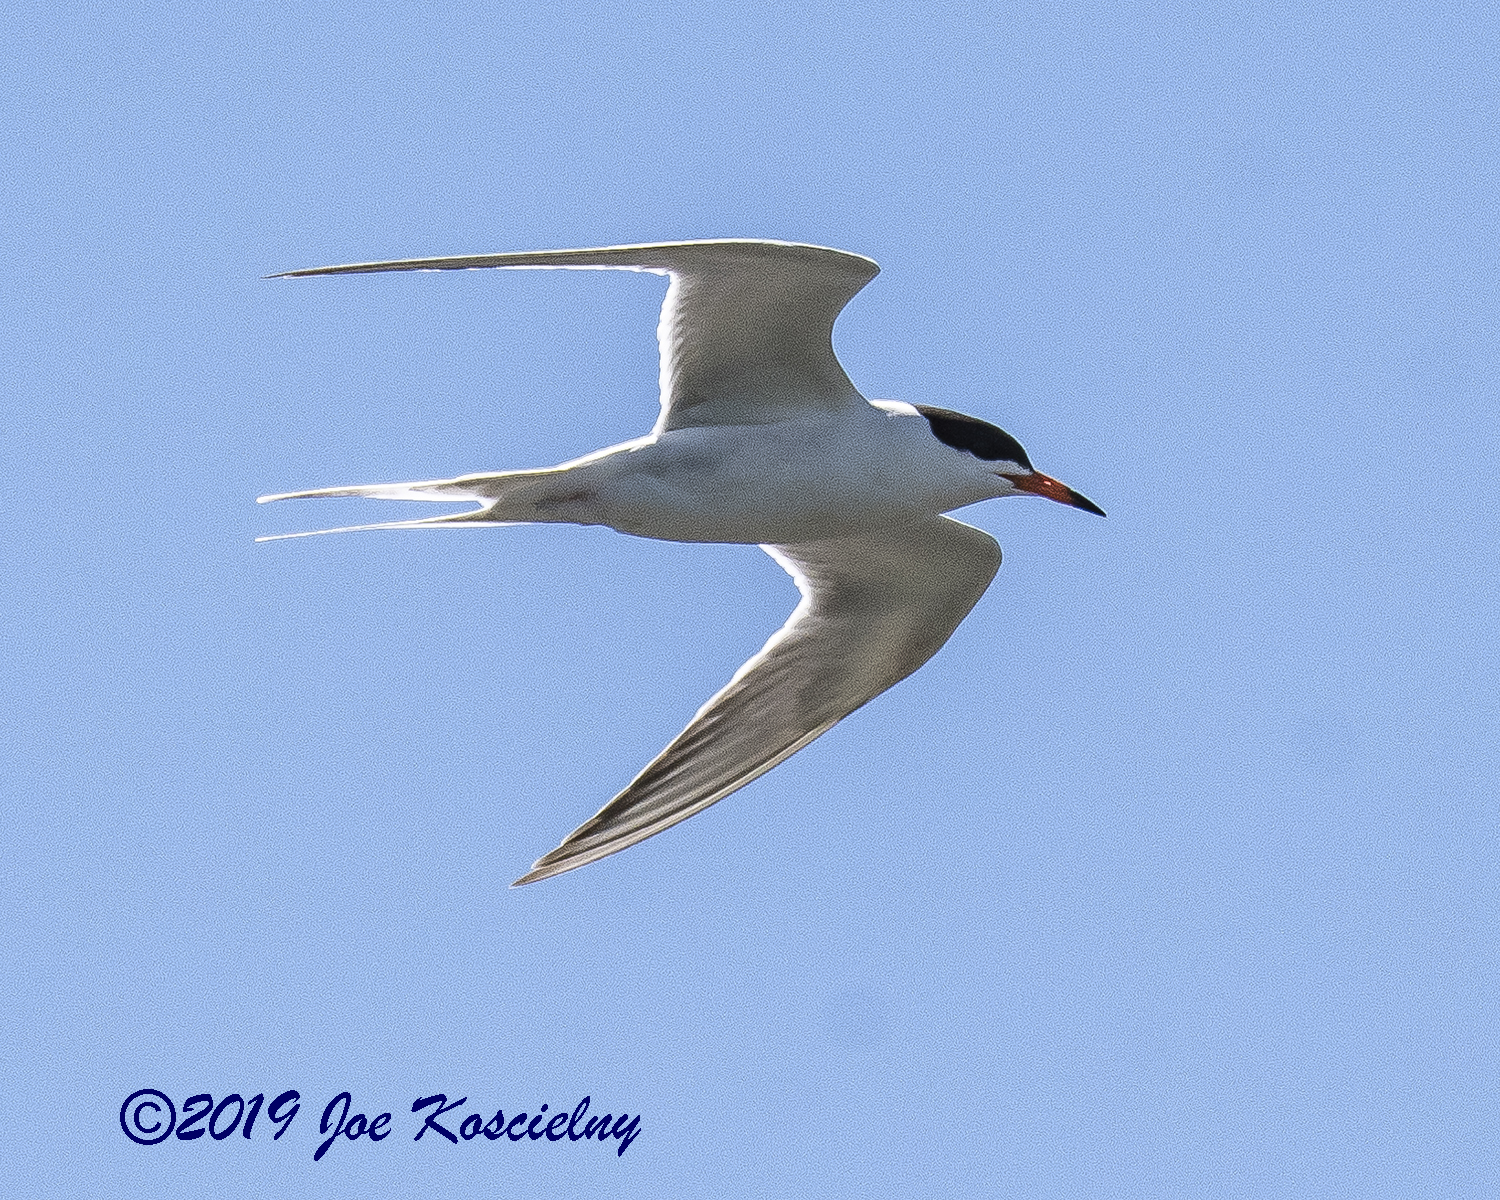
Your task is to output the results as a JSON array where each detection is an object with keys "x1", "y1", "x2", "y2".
[
  {"x1": 514, "y1": 517, "x2": 1001, "y2": 885},
  {"x1": 269, "y1": 239, "x2": 880, "y2": 432}
]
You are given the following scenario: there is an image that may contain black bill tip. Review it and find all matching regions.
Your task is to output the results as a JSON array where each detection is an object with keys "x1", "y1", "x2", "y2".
[{"x1": 1066, "y1": 488, "x2": 1106, "y2": 517}]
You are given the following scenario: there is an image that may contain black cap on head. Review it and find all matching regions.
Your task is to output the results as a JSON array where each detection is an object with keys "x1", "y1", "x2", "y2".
[{"x1": 912, "y1": 405, "x2": 1033, "y2": 469}]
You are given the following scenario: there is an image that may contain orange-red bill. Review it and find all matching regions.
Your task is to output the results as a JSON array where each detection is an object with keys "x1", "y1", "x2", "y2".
[{"x1": 1004, "y1": 471, "x2": 1106, "y2": 516}]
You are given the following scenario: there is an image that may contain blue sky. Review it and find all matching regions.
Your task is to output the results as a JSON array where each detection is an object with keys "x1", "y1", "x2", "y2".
[{"x1": 4, "y1": 2, "x2": 1497, "y2": 1196}]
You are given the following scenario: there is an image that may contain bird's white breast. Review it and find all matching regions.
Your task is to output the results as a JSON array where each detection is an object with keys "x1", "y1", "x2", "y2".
[{"x1": 553, "y1": 402, "x2": 1002, "y2": 544}]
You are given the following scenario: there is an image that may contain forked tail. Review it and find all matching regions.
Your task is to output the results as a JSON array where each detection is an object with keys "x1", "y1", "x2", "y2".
[{"x1": 255, "y1": 468, "x2": 560, "y2": 541}]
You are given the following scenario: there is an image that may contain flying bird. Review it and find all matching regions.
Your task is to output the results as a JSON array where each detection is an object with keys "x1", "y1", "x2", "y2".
[{"x1": 259, "y1": 239, "x2": 1104, "y2": 885}]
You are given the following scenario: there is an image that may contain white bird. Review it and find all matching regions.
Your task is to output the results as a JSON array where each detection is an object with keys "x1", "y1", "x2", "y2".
[{"x1": 259, "y1": 239, "x2": 1103, "y2": 885}]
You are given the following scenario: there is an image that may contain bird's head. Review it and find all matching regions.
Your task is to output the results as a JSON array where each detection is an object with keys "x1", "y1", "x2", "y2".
[{"x1": 911, "y1": 404, "x2": 1105, "y2": 516}]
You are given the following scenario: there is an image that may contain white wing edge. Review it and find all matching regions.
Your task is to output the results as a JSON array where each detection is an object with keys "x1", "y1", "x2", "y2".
[{"x1": 265, "y1": 238, "x2": 878, "y2": 279}]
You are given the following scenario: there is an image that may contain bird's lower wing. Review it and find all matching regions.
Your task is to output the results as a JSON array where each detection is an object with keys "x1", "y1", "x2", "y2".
[{"x1": 514, "y1": 516, "x2": 1001, "y2": 885}]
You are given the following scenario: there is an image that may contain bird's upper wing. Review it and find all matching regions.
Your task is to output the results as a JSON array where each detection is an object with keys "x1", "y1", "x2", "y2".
[
  {"x1": 514, "y1": 516, "x2": 1001, "y2": 885},
  {"x1": 270, "y1": 239, "x2": 880, "y2": 432}
]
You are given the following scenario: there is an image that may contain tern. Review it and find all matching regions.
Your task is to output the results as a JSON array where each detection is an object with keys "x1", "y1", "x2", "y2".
[{"x1": 259, "y1": 239, "x2": 1104, "y2": 885}]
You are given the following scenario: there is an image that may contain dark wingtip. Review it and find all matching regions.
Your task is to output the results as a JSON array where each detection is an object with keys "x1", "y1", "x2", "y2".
[{"x1": 511, "y1": 860, "x2": 559, "y2": 887}]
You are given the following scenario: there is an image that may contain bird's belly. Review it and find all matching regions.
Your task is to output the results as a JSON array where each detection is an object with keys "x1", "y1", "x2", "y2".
[
  {"x1": 574, "y1": 424, "x2": 974, "y2": 544},
  {"x1": 600, "y1": 472, "x2": 915, "y2": 543}
]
